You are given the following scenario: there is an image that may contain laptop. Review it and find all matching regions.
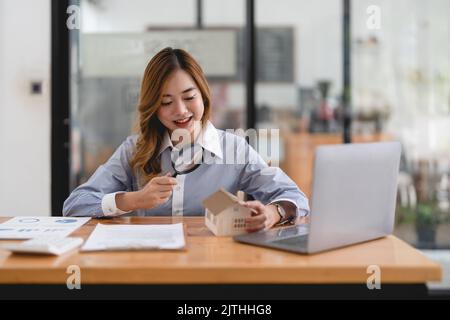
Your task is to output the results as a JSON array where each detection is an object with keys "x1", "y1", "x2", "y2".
[{"x1": 234, "y1": 141, "x2": 401, "y2": 254}]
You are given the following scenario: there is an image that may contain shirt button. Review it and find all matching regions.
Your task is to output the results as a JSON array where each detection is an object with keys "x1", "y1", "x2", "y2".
[{"x1": 175, "y1": 186, "x2": 181, "y2": 191}]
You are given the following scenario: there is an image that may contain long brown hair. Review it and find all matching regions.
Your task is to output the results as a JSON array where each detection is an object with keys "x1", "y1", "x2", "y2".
[{"x1": 130, "y1": 47, "x2": 211, "y2": 186}]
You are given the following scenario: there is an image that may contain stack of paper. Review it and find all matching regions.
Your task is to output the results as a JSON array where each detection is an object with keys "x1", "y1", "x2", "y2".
[{"x1": 81, "y1": 223, "x2": 185, "y2": 251}]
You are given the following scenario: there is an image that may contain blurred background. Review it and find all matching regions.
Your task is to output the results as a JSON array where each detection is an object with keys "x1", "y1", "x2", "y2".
[{"x1": 0, "y1": 0, "x2": 449, "y2": 286}]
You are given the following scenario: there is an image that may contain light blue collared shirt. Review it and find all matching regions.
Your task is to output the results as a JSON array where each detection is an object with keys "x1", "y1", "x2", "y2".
[{"x1": 63, "y1": 122, "x2": 310, "y2": 217}]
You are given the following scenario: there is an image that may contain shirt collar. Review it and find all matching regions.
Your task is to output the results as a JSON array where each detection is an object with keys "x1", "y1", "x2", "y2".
[{"x1": 158, "y1": 121, "x2": 223, "y2": 159}]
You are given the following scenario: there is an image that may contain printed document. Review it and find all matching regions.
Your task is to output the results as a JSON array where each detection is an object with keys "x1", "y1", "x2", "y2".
[
  {"x1": 0, "y1": 217, "x2": 91, "y2": 239},
  {"x1": 81, "y1": 223, "x2": 185, "y2": 251}
]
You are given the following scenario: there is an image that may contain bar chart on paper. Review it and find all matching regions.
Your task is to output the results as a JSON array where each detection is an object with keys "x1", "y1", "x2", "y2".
[{"x1": 0, "y1": 217, "x2": 91, "y2": 239}]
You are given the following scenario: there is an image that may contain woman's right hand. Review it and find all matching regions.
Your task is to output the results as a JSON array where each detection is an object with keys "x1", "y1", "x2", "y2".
[
  {"x1": 116, "y1": 173, "x2": 177, "y2": 211},
  {"x1": 135, "y1": 173, "x2": 178, "y2": 209}
]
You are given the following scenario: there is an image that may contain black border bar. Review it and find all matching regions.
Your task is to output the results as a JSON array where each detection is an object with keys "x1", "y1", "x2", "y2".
[{"x1": 51, "y1": 0, "x2": 71, "y2": 216}]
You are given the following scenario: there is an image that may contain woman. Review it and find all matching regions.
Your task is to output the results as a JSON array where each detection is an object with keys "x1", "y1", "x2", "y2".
[{"x1": 63, "y1": 47, "x2": 309, "y2": 232}]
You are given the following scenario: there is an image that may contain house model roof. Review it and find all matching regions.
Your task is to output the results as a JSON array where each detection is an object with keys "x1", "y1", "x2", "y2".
[{"x1": 202, "y1": 188, "x2": 240, "y2": 215}]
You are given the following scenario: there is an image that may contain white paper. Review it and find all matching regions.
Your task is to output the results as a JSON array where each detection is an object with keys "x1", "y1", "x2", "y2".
[
  {"x1": 81, "y1": 223, "x2": 185, "y2": 252},
  {"x1": 0, "y1": 217, "x2": 91, "y2": 239}
]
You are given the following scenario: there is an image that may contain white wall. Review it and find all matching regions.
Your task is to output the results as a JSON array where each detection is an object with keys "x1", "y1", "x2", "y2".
[
  {"x1": 82, "y1": 0, "x2": 197, "y2": 32},
  {"x1": 256, "y1": 0, "x2": 342, "y2": 93},
  {"x1": 0, "y1": 0, "x2": 51, "y2": 216}
]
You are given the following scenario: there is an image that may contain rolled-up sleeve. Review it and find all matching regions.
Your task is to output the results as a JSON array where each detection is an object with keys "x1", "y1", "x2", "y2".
[
  {"x1": 62, "y1": 136, "x2": 136, "y2": 217},
  {"x1": 236, "y1": 138, "x2": 310, "y2": 217}
]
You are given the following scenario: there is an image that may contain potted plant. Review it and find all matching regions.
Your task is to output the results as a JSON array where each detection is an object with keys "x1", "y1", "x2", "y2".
[{"x1": 415, "y1": 202, "x2": 439, "y2": 248}]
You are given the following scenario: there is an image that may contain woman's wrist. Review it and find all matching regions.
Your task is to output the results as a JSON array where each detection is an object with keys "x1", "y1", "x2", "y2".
[
  {"x1": 116, "y1": 191, "x2": 140, "y2": 212},
  {"x1": 266, "y1": 204, "x2": 282, "y2": 224}
]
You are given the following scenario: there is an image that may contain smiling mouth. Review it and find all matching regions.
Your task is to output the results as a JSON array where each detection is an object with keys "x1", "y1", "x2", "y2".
[{"x1": 174, "y1": 116, "x2": 193, "y2": 125}]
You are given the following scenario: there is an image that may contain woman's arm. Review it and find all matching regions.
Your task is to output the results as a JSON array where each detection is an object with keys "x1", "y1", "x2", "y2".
[
  {"x1": 62, "y1": 136, "x2": 136, "y2": 217},
  {"x1": 237, "y1": 138, "x2": 310, "y2": 218},
  {"x1": 115, "y1": 174, "x2": 177, "y2": 212}
]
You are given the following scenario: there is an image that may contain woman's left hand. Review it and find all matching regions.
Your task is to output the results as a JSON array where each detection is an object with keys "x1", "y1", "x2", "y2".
[{"x1": 239, "y1": 201, "x2": 281, "y2": 232}]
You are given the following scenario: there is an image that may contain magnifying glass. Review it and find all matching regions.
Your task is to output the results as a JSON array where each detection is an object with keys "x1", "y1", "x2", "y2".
[{"x1": 170, "y1": 143, "x2": 203, "y2": 177}]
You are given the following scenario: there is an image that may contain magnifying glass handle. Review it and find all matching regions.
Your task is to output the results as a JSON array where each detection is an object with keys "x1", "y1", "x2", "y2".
[{"x1": 164, "y1": 171, "x2": 177, "y2": 178}]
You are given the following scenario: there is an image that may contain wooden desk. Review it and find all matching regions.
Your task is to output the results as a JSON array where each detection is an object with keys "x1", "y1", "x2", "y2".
[{"x1": 0, "y1": 217, "x2": 442, "y2": 299}]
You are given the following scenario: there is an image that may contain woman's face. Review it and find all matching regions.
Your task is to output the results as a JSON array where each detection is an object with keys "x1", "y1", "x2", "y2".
[{"x1": 157, "y1": 69, "x2": 204, "y2": 139}]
